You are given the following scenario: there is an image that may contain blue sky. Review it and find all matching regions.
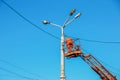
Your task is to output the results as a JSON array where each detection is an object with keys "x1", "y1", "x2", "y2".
[{"x1": 0, "y1": 0, "x2": 120, "y2": 80}]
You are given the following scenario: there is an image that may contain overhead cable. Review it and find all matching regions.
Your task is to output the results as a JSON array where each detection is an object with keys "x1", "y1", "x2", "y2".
[
  {"x1": 0, "y1": 59, "x2": 48, "y2": 80},
  {"x1": 80, "y1": 38, "x2": 120, "y2": 44},
  {"x1": 0, "y1": 67, "x2": 38, "y2": 80},
  {"x1": 2, "y1": 0, "x2": 120, "y2": 44},
  {"x1": 65, "y1": 35, "x2": 120, "y2": 44},
  {"x1": 1, "y1": 0, "x2": 60, "y2": 40}
]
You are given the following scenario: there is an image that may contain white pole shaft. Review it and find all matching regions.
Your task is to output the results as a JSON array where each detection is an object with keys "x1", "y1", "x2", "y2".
[{"x1": 60, "y1": 27, "x2": 65, "y2": 80}]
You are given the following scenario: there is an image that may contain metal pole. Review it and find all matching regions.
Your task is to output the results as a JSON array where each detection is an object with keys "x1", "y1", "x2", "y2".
[
  {"x1": 42, "y1": 9, "x2": 80, "y2": 80},
  {"x1": 60, "y1": 27, "x2": 65, "y2": 80}
]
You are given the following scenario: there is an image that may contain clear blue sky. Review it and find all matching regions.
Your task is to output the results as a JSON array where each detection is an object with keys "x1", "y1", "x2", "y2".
[{"x1": 0, "y1": 0, "x2": 120, "y2": 80}]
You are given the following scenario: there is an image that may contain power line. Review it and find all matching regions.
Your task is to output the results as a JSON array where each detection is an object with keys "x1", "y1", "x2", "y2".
[
  {"x1": 2, "y1": 0, "x2": 120, "y2": 44},
  {"x1": 1, "y1": 0, "x2": 120, "y2": 78},
  {"x1": 0, "y1": 74, "x2": 25, "y2": 78},
  {"x1": 0, "y1": 74, "x2": 44, "y2": 80},
  {"x1": 0, "y1": 74, "x2": 17, "y2": 77},
  {"x1": 0, "y1": 59, "x2": 48, "y2": 80},
  {"x1": 80, "y1": 38, "x2": 120, "y2": 44},
  {"x1": 1, "y1": 0, "x2": 60, "y2": 40},
  {"x1": 65, "y1": 35, "x2": 120, "y2": 44},
  {"x1": 0, "y1": 1, "x2": 57, "y2": 80},
  {"x1": 0, "y1": 67, "x2": 38, "y2": 80},
  {"x1": 2, "y1": 0, "x2": 120, "y2": 79},
  {"x1": 0, "y1": 1, "x2": 57, "y2": 79}
]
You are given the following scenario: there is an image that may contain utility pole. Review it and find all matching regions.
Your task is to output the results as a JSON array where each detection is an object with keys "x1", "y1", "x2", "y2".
[{"x1": 42, "y1": 9, "x2": 81, "y2": 80}]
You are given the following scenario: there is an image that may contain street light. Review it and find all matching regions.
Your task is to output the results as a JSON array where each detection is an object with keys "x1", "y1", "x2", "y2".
[
  {"x1": 42, "y1": 20, "x2": 50, "y2": 24},
  {"x1": 70, "y1": 9, "x2": 76, "y2": 16},
  {"x1": 42, "y1": 9, "x2": 81, "y2": 80},
  {"x1": 64, "y1": 13, "x2": 81, "y2": 27}
]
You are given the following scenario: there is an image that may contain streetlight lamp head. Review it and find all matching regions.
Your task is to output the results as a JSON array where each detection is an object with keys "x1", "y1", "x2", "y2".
[
  {"x1": 42, "y1": 20, "x2": 50, "y2": 24},
  {"x1": 75, "y1": 13, "x2": 81, "y2": 19},
  {"x1": 70, "y1": 9, "x2": 76, "y2": 16}
]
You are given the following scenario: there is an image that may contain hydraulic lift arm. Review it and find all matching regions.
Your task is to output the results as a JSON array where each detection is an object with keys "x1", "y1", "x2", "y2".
[
  {"x1": 80, "y1": 54, "x2": 117, "y2": 80},
  {"x1": 64, "y1": 38, "x2": 117, "y2": 80}
]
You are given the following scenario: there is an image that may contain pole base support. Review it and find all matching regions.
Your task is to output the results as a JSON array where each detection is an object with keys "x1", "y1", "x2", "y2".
[{"x1": 60, "y1": 76, "x2": 66, "y2": 80}]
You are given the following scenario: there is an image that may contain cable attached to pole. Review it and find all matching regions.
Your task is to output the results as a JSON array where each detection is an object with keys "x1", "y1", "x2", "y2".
[
  {"x1": 65, "y1": 34, "x2": 120, "y2": 44},
  {"x1": 1, "y1": 0, "x2": 60, "y2": 40}
]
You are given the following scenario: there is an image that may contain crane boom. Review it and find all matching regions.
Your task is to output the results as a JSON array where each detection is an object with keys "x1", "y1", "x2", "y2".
[{"x1": 80, "y1": 54, "x2": 117, "y2": 80}]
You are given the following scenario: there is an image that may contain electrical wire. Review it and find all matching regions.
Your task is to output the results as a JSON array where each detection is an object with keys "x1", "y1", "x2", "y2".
[
  {"x1": 0, "y1": 1, "x2": 57, "y2": 80},
  {"x1": 80, "y1": 38, "x2": 120, "y2": 44},
  {"x1": 2, "y1": 0, "x2": 120, "y2": 44},
  {"x1": 0, "y1": 67, "x2": 38, "y2": 80},
  {"x1": 1, "y1": 0, "x2": 60, "y2": 40},
  {"x1": 65, "y1": 35, "x2": 120, "y2": 44},
  {"x1": 0, "y1": 74, "x2": 25, "y2": 79},
  {"x1": 0, "y1": 59, "x2": 48, "y2": 80},
  {"x1": 0, "y1": 74, "x2": 17, "y2": 77},
  {"x1": 1, "y1": 0, "x2": 120, "y2": 79},
  {"x1": 66, "y1": 35, "x2": 120, "y2": 77}
]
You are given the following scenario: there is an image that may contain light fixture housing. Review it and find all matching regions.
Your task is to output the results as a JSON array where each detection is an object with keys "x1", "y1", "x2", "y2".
[
  {"x1": 42, "y1": 20, "x2": 50, "y2": 24},
  {"x1": 70, "y1": 9, "x2": 76, "y2": 16},
  {"x1": 75, "y1": 13, "x2": 81, "y2": 19}
]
